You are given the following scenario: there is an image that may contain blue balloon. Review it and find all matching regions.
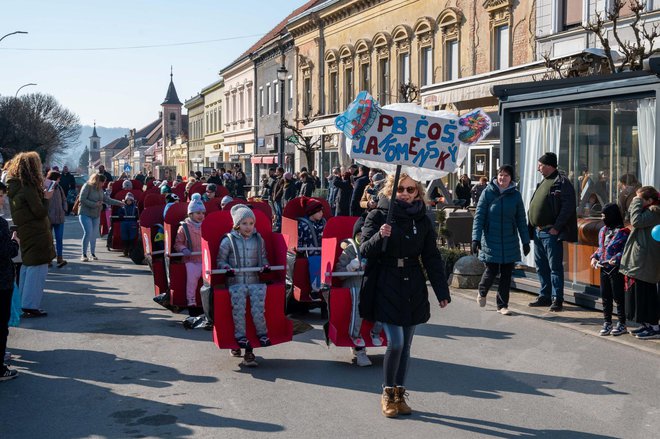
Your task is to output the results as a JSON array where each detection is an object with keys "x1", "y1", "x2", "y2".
[{"x1": 652, "y1": 224, "x2": 660, "y2": 242}]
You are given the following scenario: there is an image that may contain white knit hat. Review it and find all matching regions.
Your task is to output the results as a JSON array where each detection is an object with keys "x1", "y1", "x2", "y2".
[
  {"x1": 230, "y1": 204, "x2": 255, "y2": 226},
  {"x1": 188, "y1": 193, "x2": 206, "y2": 214}
]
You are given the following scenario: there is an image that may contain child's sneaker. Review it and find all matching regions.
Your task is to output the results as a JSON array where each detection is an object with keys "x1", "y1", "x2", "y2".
[
  {"x1": 236, "y1": 337, "x2": 252, "y2": 349},
  {"x1": 80, "y1": 255, "x2": 89, "y2": 262},
  {"x1": 242, "y1": 351, "x2": 258, "y2": 367},
  {"x1": 610, "y1": 323, "x2": 628, "y2": 336},
  {"x1": 351, "y1": 335, "x2": 366, "y2": 347},
  {"x1": 258, "y1": 335, "x2": 271, "y2": 347},
  {"x1": 354, "y1": 349, "x2": 372, "y2": 367},
  {"x1": 370, "y1": 333, "x2": 384, "y2": 347},
  {"x1": 230, "y1": 349, "x2": 242, "y2": 357},
  {"x1": 599, "y1": 322, "x2": 612, "y2": 336},
  {"x1": 0, "y1": 366, "x2": 18, "y2": 382},
  {"x1": 90, "y1": 254, "x2": 99, "y2": 261}
]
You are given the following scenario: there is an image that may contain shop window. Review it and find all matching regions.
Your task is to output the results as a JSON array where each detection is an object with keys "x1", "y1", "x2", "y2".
[
  {"x1": 562, "y1": 0, "x2": 583, "y2": 30},
  {"x1": 420, "y1": 47, "x2": 433, "y2": 86},
  {"x1": 494, "y1": 25, "x2": 510, "y2": 70}
]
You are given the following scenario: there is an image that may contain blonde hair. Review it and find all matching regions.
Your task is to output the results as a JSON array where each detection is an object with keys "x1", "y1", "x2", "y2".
[
  {"x1": 379, "y1": 172, "x2": 426, "y2": 200},
  {"x1": 87, "y1": 173, "x2": 106, "y2": 189},
  {"x1": 6, "y1": 151, "x2": 44, "y2": 190}
]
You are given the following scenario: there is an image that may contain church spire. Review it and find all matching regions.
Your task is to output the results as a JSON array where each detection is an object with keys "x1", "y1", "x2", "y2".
[
  {"x1": 91, "y1": 121, "x2": 99, "y2": 138},
  {"x1": 162, "y1": 67, "x2": 182, "y2": 105}
]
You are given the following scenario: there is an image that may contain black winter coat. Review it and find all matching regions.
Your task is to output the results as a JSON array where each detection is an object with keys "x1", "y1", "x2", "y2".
[
  {"x1": 333, "y1": 177, "x2": 352, "y2": 216},
  {"x1": 350, "y1": 175, "x2": 369, "y2": 216},
  {"x1": 0, "y1": 216, "x2": 19, "y2": 287},
  {"x1": 359, "y1": 198, "x2": 450, "y2": 326}
]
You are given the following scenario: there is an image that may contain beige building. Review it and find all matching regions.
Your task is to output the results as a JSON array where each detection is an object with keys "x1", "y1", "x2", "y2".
[
  {"x1": 201, "y1": 78, "x2": 225, "y2": 170},
  {"x1": 185, "y1": 94, "x2": 204, "y2": 175},
  {"x1": 288, "y1": 0, "x2": 537, "y2": 181}
]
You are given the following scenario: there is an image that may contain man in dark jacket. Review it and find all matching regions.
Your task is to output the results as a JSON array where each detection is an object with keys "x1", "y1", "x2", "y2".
[
  {"x1": 350, "y1": 165, "x2": 370, "y2": 217},
  {"x1": 207, "y1": 169, "x2": 223, "y2": 186},
  {"x1": 98, "y1": 165, "x2": 113, "y2": 183},
  {"x1": 527, "y1": 152, "x2": 577, "y2": 312},
  {"x1": 59, "y1": 166, "x2": 77, "y2": 214}
]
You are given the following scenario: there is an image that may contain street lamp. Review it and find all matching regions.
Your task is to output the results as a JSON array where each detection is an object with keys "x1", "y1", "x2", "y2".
[
  {"x1": 277, "y1": 64, "x2": 288, "y2": 171},
  {"x1": 15, "y1": 82, "x2": 37, "y2": 97},
  {"x1": 0, "y1": 31, "x2": 28, "y2": 43}
]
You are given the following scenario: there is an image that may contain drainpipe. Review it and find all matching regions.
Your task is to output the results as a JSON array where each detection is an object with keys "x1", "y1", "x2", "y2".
[{"x1": 318, "y1": 18, "x2": 326, "y2": 188}]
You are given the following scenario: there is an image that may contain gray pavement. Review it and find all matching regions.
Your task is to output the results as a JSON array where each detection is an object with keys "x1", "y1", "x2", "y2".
[{"x1": 2, "y1": 216, "x2": 659, "y2": 439}]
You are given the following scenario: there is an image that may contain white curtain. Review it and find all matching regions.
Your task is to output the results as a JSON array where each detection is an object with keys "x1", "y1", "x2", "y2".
[
  {"x1": 637, "y1": 98, "x2": 656, "y2": 186},
  {"x1": 519, "y1": 109, "x2": 563, "y2": 266}
]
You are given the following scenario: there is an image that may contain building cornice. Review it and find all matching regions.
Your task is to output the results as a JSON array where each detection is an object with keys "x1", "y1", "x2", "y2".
[{"x1": 288, "y1": 0, "x2": 387, "y2": 38}]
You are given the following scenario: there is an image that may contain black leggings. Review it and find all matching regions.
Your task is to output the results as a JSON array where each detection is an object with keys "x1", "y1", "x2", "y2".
[
  {"x1": 0, "y1": 288, "x2": 13, "y2": 362},
  {"x1": 601, "y1": 271, "x2": 625, "y2": 324},
  {"x1": 382, "y1": 323, "x2": 416, "y2": 387},
  {"x1": 478, "y1": 262, "x2": 514, "y2": 309}
]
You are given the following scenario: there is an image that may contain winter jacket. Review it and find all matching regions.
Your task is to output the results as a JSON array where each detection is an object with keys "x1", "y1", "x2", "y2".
[
  {"x1": 297, "y1": 216, "x2": 326, "y2": 256},
  {"x1": 283, "y1": 181, "x2": 297, "y2": 204},
  {"x1": 118, "y1": 203, "x2": 139, "y2": 241},
  {"x1": 359, "y1": 197, "x2": 450, "y2": 326},
  {"x1": 619, "y1": 199, "x2": 660, "y2": 283},
  {"x1": 350, "y1": 175, "x2": 369, "y2": 216},
  {"x1": 527, "y1": 170, "x2": 578, "y2": 242},
  {"x1": 0, "y1": 216, "x2": 19, "y2": 286},
  {"x1": 59, "y1": 172, "x2": 76, "y2": 196},
  {"x1": 7, "y1": 178, "x2": 55, "y2": 266},
  {"x1": 174, "y1": 217, "x2": 203, "y2": 263},
  {"x1": 235, "y1": 176, "x2": 247, "y2": 198},
  {"x1": 78, "y1": 183, "x2": 123, "y2": 218},
  {"x1": 333, "y1": 177, "x2": 352, "y2": 216},
  {"x1": 299, "y1": 180, "x2": 315, "y2": 197},
  {"x1": 47, "y1": 184, "x2": 67, "y2": 225},
  {"x1": 454, "y1": 182, "x2": 472, "y2": 205},
  {"x1": 591, "y1": 226, "x2": 630, "y2": 270},
  {"x1": 335, "y1": 239, "x2": 363, "y2": 290},
  {"x1": 217, "y1": 229, "x2": 269, "y2": 286},
  {"x1": 472, "y1": 181, "x2": 530, "y2": 264},
  {"x1": 272, "y1": 176, "x2": 285, "y2": 202}
]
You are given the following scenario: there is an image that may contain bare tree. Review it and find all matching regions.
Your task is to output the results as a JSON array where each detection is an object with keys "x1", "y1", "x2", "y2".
[
  {"x1": 399, "y1": 81, "x2": 419, "y2": 104},
  {"x1": 283, "y1": 114, "x2": 320, "y2": 170},
  {"x1": 0, "y1": 93, "x2": 80, "y2": 163}
]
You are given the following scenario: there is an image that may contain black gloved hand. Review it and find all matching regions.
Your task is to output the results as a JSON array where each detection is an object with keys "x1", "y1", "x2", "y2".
[
  {"x1": 224, "y1": 268, "x2": 235, "y2": 277},
  {"x1": 523, "y1": 243, "x2": 531, "y2": 256},
  {"x1": 471, "y1": 240, "x2": 481, "y2": 255},
  {"x1": 261, "y1": 264, "x2": 271, "y2": 273}
]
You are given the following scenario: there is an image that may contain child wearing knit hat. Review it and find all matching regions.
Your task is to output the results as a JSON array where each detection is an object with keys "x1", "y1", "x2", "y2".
[
  {"x1": 174, "y1": 193, "x2": 206, "y2": 315},
  {"x1": 297, "y1": 198, "x2": 327, "y2": 299},
  {"x1": 118, "y1": 192, "x2": 139, "y2": 257},
  {"x1": 217, "y1": 204, "x2": 272, "y2": 367}
]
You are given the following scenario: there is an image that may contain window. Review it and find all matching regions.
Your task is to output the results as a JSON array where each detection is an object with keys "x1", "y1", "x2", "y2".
[
  {"x1": 232, "y1": 94, "x2": 237, "y2": 122},
  {"x1": 170, "y1": 112, "x2": 176, "y2": 121},
  {"x1": 330, "y1": 71, "x2": 339, "y2": 113},
  {"x1": 218, "y1": 108, "x2": 222, "y2": 130},
  {"x1": 265, "y1": 84, "x2": 271, "y2": 115},
  {"x1": 399, "y1": 53, "x2": 410, "y2": 85},
  {"x1": 345, "y1": 68, "x2": 354, "y2": 106},
  {"x1": 421, "y1": 47, "x2": 433, "y2": 86},
  {"x1": 361, "y1": 63, "x2": 370, "y2": 92},
  {"x1": 260, "y1": 87, "x2": 264, "y2": 116},
  {"x1": 378, "y1": 58, "x2": 389, "y2": 105},
  {"x1": 562, "y1": 0, "x2": 582, "y2": 30},
  {"x1": 205, "y1": 113, "x2": 209, "y2": 133},
  {"x1": 446, "y1": 41, "x2": 459, "y2": 80},
  {"x1": 288, "y1": 77, "x2": 293, "y2": 111},
  {"x1": 239, "y1": 92, "x2": 244, "y2": 121},
  {"x1": 494, "y1": 25, "x2": 510, "y2": 70},
  {"x1": 274, "y1": 81, "x2": 279, "y2": 114},
  {"x1": 303, "y1": 77, "x2": 312, "y2": 116}
]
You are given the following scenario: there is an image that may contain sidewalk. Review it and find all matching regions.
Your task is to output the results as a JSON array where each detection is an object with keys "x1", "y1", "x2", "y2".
[{"x1": 449, "y1": 285, "x2": 660, "y2": 356}]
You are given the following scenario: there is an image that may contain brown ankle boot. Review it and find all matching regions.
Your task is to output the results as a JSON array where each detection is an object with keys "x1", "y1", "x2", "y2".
[
  {"x1": 394, "y1": 386, "x2": 412, "y2": 415},
  {"x1": 381, "y1": 387, "x2": 398, "y2": 418}
]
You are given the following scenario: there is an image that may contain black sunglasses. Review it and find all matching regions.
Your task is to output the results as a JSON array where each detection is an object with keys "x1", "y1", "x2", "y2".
[{"x1": 397, "y1": 185, "x2": 417, "y2": 194}]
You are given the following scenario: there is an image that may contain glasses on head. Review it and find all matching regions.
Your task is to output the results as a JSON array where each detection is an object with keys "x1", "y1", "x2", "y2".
[{"x1": 397, "y1": 186, "x2": 417, "y2": 194}]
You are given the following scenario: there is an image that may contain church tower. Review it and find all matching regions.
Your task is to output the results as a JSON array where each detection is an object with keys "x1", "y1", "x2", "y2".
[
  {"x1": 89, "y1": 122, "x2": 101, "y2": 173},
  {"x1": 161, "y1": 68, "x2": 182, "y2": 142}
]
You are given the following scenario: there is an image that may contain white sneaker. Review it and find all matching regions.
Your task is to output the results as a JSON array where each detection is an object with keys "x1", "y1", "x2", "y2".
[
  {"x1": 351, "y1": 336, "x2": 366, "y2": 347},
  {"x1": 499, "y1": 307, "x2": 511, "y2": 315},
  {"x1": 477, "y1": 293, "x2": 487, "y2": 307},
  {"x1": 355, "y1": 349, "x2": 372, "y2": 367},
  {"x1": 80, "y1": 255, "x2": 89, "y2": 262},
  {"x1": 90, "y1": 254, "x2": 99, "y2": 261},
  {"x1": 370, "y1": 333, "x2": 384, "y2": 347}
]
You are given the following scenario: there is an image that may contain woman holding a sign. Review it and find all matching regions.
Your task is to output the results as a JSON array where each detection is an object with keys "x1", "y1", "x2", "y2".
[{"x1": 359, "y1": 173, "x2": 450, "y2": 418}]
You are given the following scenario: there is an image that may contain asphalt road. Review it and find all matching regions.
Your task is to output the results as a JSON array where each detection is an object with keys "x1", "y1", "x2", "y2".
[{"x1": 1, "y1": 216, "x2": 659, "y2": 439}]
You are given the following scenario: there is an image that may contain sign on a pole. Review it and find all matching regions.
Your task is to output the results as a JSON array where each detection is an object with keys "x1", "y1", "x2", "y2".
[
  {"x1": 335, "y1": 91, "x2": 492, "y2": 179},
  {"x1": 124, "y1": 163, "x2": 132, "y2": 173}
]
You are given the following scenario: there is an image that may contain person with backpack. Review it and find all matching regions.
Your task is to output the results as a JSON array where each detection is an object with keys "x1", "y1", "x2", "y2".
[
  {"x1": 174, "y1": 193, "x2": 205, "y2": 317},
  {"x1": 217, "y1": 205, "x2": 272, "y2": 367},
  {"x1": 297, "y1": 198, "x2": 327, "y2": 299},
  {"x1": 118, "y1": 193, "x2": 139, "y2": 258}
]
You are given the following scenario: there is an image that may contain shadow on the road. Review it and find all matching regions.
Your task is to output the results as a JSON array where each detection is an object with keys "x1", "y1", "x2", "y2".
[
  {"x1": 415, "y1": 323, "x2": 515, "y2": 340},
  {"x1": 3, "y1": 349, "x2": 283, "y2": 439},
  {"x1": 413, "y1": 412, "x2": 619, "y2": 438},
  {"x1": 238, "y1": 356, "x2": 626, "y2": 399}
]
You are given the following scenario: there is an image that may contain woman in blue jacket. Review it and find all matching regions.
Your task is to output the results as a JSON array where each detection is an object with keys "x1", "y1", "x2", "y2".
[{"x1": 471, "y1": 165, "x2": 530, "y2": 315}]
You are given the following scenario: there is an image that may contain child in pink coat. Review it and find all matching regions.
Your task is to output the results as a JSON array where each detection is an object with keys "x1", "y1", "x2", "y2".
[{"x1": 174, "y1": 193, "x2": 205, "y2": 315}]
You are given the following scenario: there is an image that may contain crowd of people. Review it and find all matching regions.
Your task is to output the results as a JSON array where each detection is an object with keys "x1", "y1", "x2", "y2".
[{"x1": 0, "y1": 150, "x2": 658, "y2": 422}]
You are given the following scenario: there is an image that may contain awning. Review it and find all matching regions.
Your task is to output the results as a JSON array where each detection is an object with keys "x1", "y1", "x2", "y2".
[
  {"x1": 301, "y1": 116, "x2": 342, "y2": 137},
  {"x1": 251, "y1": 155, "x2": 277, "y2": 165}
]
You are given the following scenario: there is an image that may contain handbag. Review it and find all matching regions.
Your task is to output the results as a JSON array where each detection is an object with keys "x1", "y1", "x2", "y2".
[{"x1": 72, "y1": 194, "x2": 81, "y2": 215}]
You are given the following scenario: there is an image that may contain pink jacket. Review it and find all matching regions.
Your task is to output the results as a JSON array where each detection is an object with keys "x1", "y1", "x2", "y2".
[{"x1": 174, "y1": 218, "x2": 203, "y2": 263}]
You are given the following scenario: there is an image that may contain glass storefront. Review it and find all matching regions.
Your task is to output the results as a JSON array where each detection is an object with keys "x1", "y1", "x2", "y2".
[{"x1": 511, "y1": 96, "x2": 656, "y2": 293}]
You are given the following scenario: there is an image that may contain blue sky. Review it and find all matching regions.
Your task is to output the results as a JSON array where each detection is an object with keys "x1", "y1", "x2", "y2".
[{"x1": 0, "y1": 0, "x2": 310, "y2": 129}]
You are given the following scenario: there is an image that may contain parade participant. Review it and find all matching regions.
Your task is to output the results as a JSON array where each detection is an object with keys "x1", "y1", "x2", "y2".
[
  {"x1": 118, "y1": 193, "x2": 139, "y2": 258},
  {"x1": 334, "y1": 219, "x2": 383, "y2": 367},
  {"x1": 220, "y1": 195, "x2": 233, "y2": 210},
  {"x1": 163, "y1": 193, "x2": 180, "y2": 218},
  {"x1": 0, "y1": 182, "x2": 19, "y2": 380},
  {"x1": 122, "y1": 179, "x2": 133, "y2": 191},
  {"x1": 333, "y1": 171, "x2": 353, "y2": 216},
  {"x1": 527, "y1": 152, "x2": 577, "y2": 312},
  {"x1": 217, "y1": 204, "x2": 272, "y2": 367},
  {"x1": 620, "y1": 186, "x2": 660, "y2": 339},
  {"x1": 202, "y1": 183, "x2": 217, "y2": 202},
  {"x1": 78, "y1": 173, "x2": 124, "y2": 262},
  {"x1": 360, "y1": 173, "x2": 450, "y2": 417},
  {"x1": 471, "y1": 165, "x2": 530, "y2": 315},
  {"x1": 6, "y1": 152, "x2": 56, "y2": 317},
  {"x1": 590, "y1": 203, "x2": 630, "y2": 336},
  {"x1": 297, "y1": 198, "x2": 326, "y2": 298},
  {"x1": 174, "y1": 193, "x2": 205, "y2": 316},
  {"x1": 360, "y1": 171, "x2": 385, "y2": 211},
  {"x1": 46, "y1": 170, "x2": 68, "y2": 268}
]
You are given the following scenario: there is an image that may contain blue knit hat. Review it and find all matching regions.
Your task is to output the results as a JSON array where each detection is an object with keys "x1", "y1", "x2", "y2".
[{"x1": 188, "y1": 193, "x2": 206, "y2": 214}]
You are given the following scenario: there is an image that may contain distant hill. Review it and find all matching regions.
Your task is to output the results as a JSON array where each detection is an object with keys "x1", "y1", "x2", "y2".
[{"x1": 60, "y1": 125, "x2": 130, "y2": 168}]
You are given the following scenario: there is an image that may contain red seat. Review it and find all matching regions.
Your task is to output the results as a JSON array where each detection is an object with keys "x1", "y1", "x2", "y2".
[
  {"x1": 143, "y1": 193, "x2": 166, "y2": 209},
  {"x1": 201, "y1": 209, "x2": 292, "y2": 349},
  {"x1": 172, "y1": 183, "x2": 186, "y2": 200},
  {"x1": 139, "y1": 206, "x2": 167, "y2": 296},
  {"x1": 164, "y1": 203, "x2": 202, "y2": 308},
  {"x1": 321, "y1": 217, "x2": 386, "y2": 347},
  {"x1": 108, "y1": 189, "x2": 144, "y2": 252}
]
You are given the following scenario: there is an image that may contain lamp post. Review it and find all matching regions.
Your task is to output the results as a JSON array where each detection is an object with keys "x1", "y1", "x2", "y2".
[
  {"x1": 276, "y1": 64, "x2": 288, "y2": 171},
  {"x1": 0, "y1": 31, "x2": 27, "y2": 44},
  {"x1": 15, "y1": 82, "x2": 37, "y2": 97}
]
